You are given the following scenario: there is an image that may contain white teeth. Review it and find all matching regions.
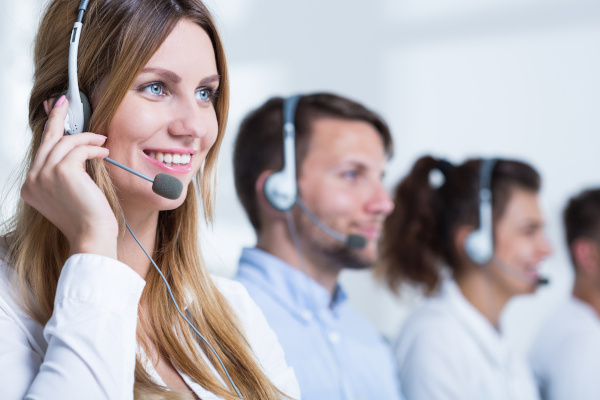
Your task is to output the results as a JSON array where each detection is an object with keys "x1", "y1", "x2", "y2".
[{"x1": 148, "y1": 151, "x2": 192, "y2": 166}]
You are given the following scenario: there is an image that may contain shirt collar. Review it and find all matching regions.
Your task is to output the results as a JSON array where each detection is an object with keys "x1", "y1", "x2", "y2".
[
  {"x1": 237, "y1": 247, "x2": 348, "y2": 319},
  {"x1": 442, "y1": 279, "x2": 507, "y2": 365}
]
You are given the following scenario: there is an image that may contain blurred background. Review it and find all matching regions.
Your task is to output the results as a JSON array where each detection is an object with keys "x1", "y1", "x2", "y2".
[{"x1": 1, "y1": 0, "x2": 598, "y2": 355}]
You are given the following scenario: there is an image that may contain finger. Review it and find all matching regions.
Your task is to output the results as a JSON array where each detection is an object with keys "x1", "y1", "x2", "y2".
[
  {"x1": 57, "y1": 145, "x2": 110, "y2": 174},
  {"x1": 31, "y1": 95, "x2": 70, "y2": 172},
  {"x1": 44, "y1": 133, "x2": 107, "y2": 169}
]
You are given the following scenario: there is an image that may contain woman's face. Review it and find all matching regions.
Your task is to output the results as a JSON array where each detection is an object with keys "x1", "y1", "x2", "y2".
[
  {"x1": 105, "y1": 19, "x2": 219, "y2": 212},
  {"x1": 490, "y1": 188, "x2": 553, "y2": 296}
]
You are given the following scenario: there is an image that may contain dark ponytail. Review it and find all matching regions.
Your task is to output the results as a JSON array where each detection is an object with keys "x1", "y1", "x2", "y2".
[
  {"x1": 378, "y1": 155, "x2": 541, "y2": 295},
  {"x1": 377, "y1": 156, "x2": 445, "y2": 295}
]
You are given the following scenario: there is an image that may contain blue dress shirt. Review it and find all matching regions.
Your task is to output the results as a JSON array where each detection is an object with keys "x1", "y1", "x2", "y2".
[{"x1": 235, "y1": 247, "x2": 403, "y2": 400}]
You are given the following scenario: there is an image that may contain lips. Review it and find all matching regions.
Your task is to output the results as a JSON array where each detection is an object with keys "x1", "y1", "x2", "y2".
[
  {"x1": 143, "y1": 149, "x2": 195, "y2": 174},
  {"x1": 354, "y1": 224, "x2": 383, "y2": 240}
]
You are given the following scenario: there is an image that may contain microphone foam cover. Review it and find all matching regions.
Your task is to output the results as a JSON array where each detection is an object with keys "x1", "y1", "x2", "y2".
[
  {"x1": 537, "y1": 276, "x2": 550, "y2": 286},
  {"x1": 152, "y1": 174, "x2": 183, "y2": 200},
  {"x1": 346, "y1": 234, "x2": 367, "y2": 249}
]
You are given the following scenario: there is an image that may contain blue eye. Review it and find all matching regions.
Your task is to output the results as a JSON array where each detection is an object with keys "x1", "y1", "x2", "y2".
[
  {"x1": 143, "y1": 83, "x2": 164, "y2": 96},
  {"x1": 197, "y1": 89, "x2": 211, "y2": 102},
  {"x1": 343, "y1": 171, "x2": 358, "y2": 180}
]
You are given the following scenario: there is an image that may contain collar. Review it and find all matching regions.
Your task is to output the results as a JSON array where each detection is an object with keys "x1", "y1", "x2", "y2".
[
  {"x1": 442, "y1": 279, "x2": 508, "y2": 366},
  {"x1": 237, "y1": 247, "x2": 348, "y2": 323}
]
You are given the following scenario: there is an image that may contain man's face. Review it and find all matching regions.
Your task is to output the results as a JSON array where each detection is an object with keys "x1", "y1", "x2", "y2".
[{"x1": 295, "y1": 117, "x2": 394, "y2": 271}]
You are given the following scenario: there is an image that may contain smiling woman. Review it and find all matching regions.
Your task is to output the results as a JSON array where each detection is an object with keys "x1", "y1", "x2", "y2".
[
  {"x1": 376, "y1": 155, "x2": 552, "y2": 400},
  {"x1": 0, "y1": 1, "x2": 299, "y2": 400}
]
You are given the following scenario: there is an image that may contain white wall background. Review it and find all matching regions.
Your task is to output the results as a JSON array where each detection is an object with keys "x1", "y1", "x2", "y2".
[{"x1": 1, "y1": 0, "x2": 599, "y2": 356}]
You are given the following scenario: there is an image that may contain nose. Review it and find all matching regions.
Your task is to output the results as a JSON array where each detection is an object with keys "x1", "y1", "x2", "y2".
[
  {"x1": 168, "y1": 95, "x2": 207, "y2": 138},
  {"x1": 366, "y1": 181, "x2": 395, "y2": 217}
]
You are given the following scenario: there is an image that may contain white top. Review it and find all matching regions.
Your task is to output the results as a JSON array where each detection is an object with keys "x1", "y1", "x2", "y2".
[
  {"x1": 529, "y1": 296, "x2": 600, "y2": 400},
  {"x1": 394, "y1": 279, "x2": 539, "y2": 400},
  {"x1": 0, "y1": 252, "x2": 300, "y2": 400}
]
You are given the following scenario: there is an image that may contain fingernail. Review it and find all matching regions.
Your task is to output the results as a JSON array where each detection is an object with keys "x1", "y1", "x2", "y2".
[
  {"x1": 44, "y1": 121, "x2": 48, "y2": 130},
  {"x1": 54, "y1": 95, "x2": 66, "y2": 108}
]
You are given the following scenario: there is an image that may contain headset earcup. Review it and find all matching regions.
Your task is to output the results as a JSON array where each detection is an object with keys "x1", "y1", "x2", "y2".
[
  {"x1": 59, "y1": 90, "x2": 92, "y2": 132},
  {"x1": 464, "y1": 229, "x2": 493, "y2": 265},
  {"x1": 80, "y1": 91, "x2": 92, "y2": 132}
]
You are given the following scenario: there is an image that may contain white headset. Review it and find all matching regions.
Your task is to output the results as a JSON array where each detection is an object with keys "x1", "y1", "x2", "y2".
[
  {"x1": 263, "y1": 94, "x2": 302, "y2": 211},
  {"x1": 464, "y1": 158, "x2": 498, "y2": 265}
]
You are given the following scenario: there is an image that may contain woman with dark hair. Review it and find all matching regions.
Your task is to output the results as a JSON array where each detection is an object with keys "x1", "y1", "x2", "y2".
[
  {"x1": 0, "y1": 1, "x2": 299, "y2": 399},
  {"x1": 378, "y1": 156, "x2": 552, "y2": 400}
]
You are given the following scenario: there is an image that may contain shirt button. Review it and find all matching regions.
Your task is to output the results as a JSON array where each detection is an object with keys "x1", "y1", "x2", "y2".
[
  {"x1": 328, "y1": 331, "x2": 340, "y2": 344},
  {"x1": 301, "y1": 310, "x2": 313, "y2": 321}
]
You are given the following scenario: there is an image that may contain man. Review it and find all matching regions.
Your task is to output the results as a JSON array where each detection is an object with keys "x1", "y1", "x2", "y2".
[
  {"x1": 232, "y1": 93, "x2": 402, "y2": 400},
  {"x1": 529, "y1": 188, "x2": 600, "y2": 400}
]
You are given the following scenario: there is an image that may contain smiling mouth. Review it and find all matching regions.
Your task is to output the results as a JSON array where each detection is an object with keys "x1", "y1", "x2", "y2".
[{"x1": 144, "y1": 150, "x2": 192, "y2": 166}]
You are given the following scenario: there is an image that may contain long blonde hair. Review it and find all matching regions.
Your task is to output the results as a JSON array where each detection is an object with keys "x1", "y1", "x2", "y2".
[{"x1": 5, "y1": 0, "x2": 287, "y2": 399}]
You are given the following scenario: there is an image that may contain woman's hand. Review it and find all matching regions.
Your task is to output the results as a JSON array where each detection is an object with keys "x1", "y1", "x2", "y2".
[{"x1": 21, "y1": 95, "x2": 118, "y2": 259}]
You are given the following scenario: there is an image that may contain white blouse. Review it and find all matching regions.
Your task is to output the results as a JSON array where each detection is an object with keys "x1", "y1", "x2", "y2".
[
  {"x1": 529, "y1": 296, "x2": 600, "y2": 400},
  {"x1": 394, "y1": 279, "x2": 539, "y2": 400},
  {"x1": 0, "y1": 252, "x2": 300, "y2": 400}
]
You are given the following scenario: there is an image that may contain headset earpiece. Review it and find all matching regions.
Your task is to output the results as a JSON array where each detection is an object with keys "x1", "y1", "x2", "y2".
[
  {"x1": 60, "y1": 89, "x2": 91, "y2": 133},
  {"x1": 464, "y1": 158, "x2": 498, "y2": 265},
  {"x1": 263, "y1": 95, "x2": 302, "y2": 211}
]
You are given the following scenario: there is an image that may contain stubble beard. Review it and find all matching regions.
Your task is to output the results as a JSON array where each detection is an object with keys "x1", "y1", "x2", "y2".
[{"x1": 293, "y1": 210, "x2": 374, "y2": 272}]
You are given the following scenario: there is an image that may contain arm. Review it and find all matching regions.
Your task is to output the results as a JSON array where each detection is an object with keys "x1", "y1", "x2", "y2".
[{"x1": 0, "y1": 254, "x2": 145, "y2": 400}]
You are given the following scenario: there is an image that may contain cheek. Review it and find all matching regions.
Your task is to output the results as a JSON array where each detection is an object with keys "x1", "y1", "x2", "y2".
[
  {"x1": 107, "y1": 103, "x2": 159, "y2": 148},
  {"x1": 496, "y1": 236, "x2": 534, "y2": 265},
  {"x1": 314, "y1": 188, "x2": 356, "y2": 215}
]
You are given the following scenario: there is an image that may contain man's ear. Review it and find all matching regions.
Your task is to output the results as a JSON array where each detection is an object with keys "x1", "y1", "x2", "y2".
[
  {"x1": 572, "y1": 238, "x2": 600, "y2": 276},
  {"x1": 255, "y1": 170, "x2": 287, "y2": 218}
]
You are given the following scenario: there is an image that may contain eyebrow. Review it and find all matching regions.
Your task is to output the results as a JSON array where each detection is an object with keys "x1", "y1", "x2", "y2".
[
  {"x1": 140, "y1": 68, "x2": 220, "y2": 87},
  {"x1": 200, "y1": 74, "x2": 220, "y2": 86},
  {"x1": 141, "y1": 68, "x2": 181, "y2": 83}
]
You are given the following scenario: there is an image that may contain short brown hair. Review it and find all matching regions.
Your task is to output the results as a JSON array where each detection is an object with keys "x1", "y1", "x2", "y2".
[
  {"x1": 564, "y1": 188, "x2": 600, "y2": 266},
  {"x1": 378, "y1": 156, "x2": 541, "y2": 295},
  {"x1": 233, "y1": 93, "x2": 393, "y2": 232}
]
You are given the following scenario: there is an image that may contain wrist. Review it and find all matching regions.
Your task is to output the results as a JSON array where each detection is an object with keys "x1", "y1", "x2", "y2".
[{"x1": 69, "y1": 229, "x2": 118, "y2": 259}]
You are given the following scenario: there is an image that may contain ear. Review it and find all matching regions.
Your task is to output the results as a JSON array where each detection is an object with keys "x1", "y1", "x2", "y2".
[
  {"x1": 572, "y1": 238, "x2": 600, "y2": 275},
  {"x1": 455, "y1": 225, "x2": 477, "y2": 262},
  {"x1": 255, "y1": 170, "x2": 287, "y2": 219}
]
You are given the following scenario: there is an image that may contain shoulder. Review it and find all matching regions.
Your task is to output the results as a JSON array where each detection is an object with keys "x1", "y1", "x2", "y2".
[
  {"x1": 210, "y1": 275, "x2": 278, "y2": 342},
  {"x1": 211, "y1": 275, "x2": 256, "y2": 317},
  {"x1": 531, "y1": 298, "x2": 600, "y2": 370},
  {"x1": 394, "y1": 298, "x2": 468, "y2": 369},
  {"x1": 210, "y1": 275, "x2": 301, "y2": 398}
]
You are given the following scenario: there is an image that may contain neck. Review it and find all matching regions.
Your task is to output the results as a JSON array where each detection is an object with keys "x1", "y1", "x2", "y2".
[
  {"x1": 573, "y1": 276, "x2": 600, "y2": 318},
  {"x1": 257, "y1": 223, "x2": 340, "y2": 295},
  {"x1": 118, "y1": 205, "x2": 160, "y2": 280},
  {"x1": 456, "y1": 269, "x2": 509, "y2": 329}
]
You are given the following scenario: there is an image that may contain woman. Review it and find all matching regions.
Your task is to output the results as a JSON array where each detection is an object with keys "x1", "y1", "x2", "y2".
[
  {"x1": 378, "y1": 156, "x2": 552, "y2": 400},
  {"x1": 0, "y1": 1, "x2": 299, "y2": 399}
]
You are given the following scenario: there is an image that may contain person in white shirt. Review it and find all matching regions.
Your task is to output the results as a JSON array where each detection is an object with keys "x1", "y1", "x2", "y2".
[
  {"x1": 377, "y1": 156, "x2": 552, "y2": 400},
  {"x1": 0, "y1": 1, "x2": 299, "y2": 399},
  {"x1": 529, "y1": 188, "x2": 600, "y2": 400}
]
